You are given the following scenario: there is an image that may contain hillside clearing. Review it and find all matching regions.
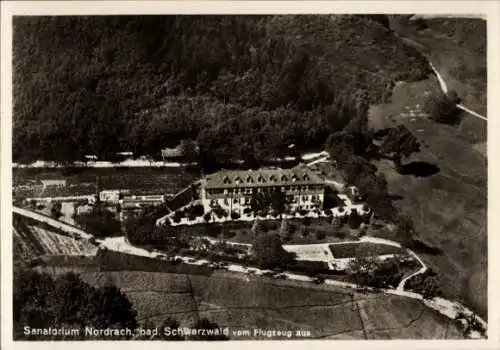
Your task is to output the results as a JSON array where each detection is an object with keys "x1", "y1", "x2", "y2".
[{"x1": 367, "y1": 40, "x2": 486, "y2": 318}]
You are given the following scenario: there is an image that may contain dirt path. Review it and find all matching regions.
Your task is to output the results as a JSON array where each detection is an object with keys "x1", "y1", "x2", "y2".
[
  {"x1": 428, "y1": 61, "x2": 487, "y2": 121},
  {"x1": 400, "y1": 36, "x2": 487, "y2": 123}
]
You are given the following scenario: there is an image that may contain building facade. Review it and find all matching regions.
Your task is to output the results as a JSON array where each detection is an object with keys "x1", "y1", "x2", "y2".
[{"x1": 200, "y1": 165, "x2": 326, "y2": 215}]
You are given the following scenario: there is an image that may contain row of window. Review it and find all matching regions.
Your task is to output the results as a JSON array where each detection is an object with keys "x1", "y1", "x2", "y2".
[
  {"x1": 206, "y1": 185, "x2": 322, "y2": 195},
  {"x1": 210, "y1": 195, "x2": 322, "y2": 206},
  {"x1": 286, "y1": 195, "x2": 321, "y2": 203},
  {"x1": 211, "y1": 198, "x2": 250, "y2": 206}
]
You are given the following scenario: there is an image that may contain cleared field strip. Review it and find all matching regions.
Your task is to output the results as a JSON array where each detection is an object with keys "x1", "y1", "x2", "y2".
[
  {"x1": 328, "y1": 242, "x2": 403, "y2": 259},
  {"x1": 13, "y1": 220, "x2": 97, "y2": 259}
]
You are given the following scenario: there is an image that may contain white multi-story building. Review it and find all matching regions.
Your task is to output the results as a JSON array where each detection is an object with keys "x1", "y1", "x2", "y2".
[{"x1": 200, "y1": 165, "x2": 326, "y2": 215}]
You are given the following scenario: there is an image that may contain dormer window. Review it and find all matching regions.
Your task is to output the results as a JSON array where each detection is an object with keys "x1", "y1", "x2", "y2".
[
  {"x1": 303, "y1": 174, "x2": 310, "y2": 181},
  {"x1": 223, "y1": 176, "x2": 231, "y2": 184},
  {"x1": 257, "y1": 175, "x2": 265, "y2": 183},
  {"x1": 234, "y1": 176, "x2": 242, "y2": 185},
  {"x1": 269, "y1": 175, "x2": 277, "y2": 182},
  {"x1": 281, "y1": 175, "x2": 288, "y2": 182},
  {"x1": 291, "y1": 174, "x2": 298, "y2": 182},
  {"x1": 247, "y1": 176, "x2": 254, "y2": 183}
]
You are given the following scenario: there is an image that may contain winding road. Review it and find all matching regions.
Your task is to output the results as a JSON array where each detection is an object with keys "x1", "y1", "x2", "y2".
[
  {"x1": 399, "y1": 34, "x2": 487, "y2": 122},
  {"x1": 13, "y1": 205, "x2": 487, "y2": 338},
  {"x1": 428, "y1": 61, "x2": 487, "y2": 121}
]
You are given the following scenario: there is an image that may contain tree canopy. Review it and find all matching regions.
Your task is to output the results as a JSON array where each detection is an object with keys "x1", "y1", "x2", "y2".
[
  {"x1": 13, "y1": 15, "x2": 431, "y2": 165},
  {"x1": 348, "y1": 210, "x2": 363, "y2": 229},
  {"x1": 14, "y1": 269, "x2": 138, "y2": 340},
  {"x1": 380, "y1": 125, "x2": 420, "y2": 170},
  {"x1": 424, "y1": 91, "x2": 461, "y2": 124},
  {"x1": 405, "y1": 269, "x2": 442, "y2": 299},
  {"x1": 74, "y1": 204, "x2": 122, "y2": 237},
  {"x1": 347, "y1": 257, "x2": 404, "y2": 289},
  {"x1": 252, "y1": 232, "x2": 295, "y2": 269}
]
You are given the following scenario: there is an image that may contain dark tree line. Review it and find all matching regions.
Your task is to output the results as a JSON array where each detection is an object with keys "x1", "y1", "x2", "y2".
[
  {"x1": 249, "y1": 189, "x2": 288, "y2": 217},
  {"x1": 405, "y1": 269, "x2": 442, "y2": 299},
  {"x1": 13, "y1": 15, "x2": 431, "y2": 164},
  {"x1": 424, "y1": 90, "x2": 461, "y2": 125},
  {"x1": 15, "y1": 268, "x2": 229, "y2": 341},
  {"x1": 252, "y1": 232, "x2": 296, "y2": 269},
  {"x1": 14, "y1": 269, "x2": 138, "y2": 340},
  {"x1": 347, "y1": 257, "x2": 405, "y2": 289},
  {"x1": 74, "y1": 203, "x2": 121, "y2": 238}
]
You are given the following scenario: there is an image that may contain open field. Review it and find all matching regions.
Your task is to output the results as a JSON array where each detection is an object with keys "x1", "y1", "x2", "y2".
[
  {"x1": 329, "y1": 243, "x2": 404, "y2": 259},
  {"x1": 373, "y1": 155, "x2": 486, "y2": 318},
  {"x1": 368, "y1": 76, "x2": 486, "y2": 152},
  {"x1": 36, "y1": 267, "x2": 463, "y2": 339},
  {"x1": 389, "y1": 16, "x2": 486, "y2": 118},
  {"x1": 367, "y1": 30, "x2": 487, "y2": 318}
]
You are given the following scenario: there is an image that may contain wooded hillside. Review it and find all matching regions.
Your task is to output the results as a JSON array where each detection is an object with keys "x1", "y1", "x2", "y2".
[{"x1": 13, "y1": 15, "x2": 431, "y2": 163}]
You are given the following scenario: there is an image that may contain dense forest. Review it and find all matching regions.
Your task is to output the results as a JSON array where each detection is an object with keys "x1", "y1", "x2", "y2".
[
  {"x1": 422, "y1": 17, "x2": 486, "y2": 56},
  {"x1": 14, "y1": 268, "x2": 228, "y2": 340},
  {"x1": 13, "y1": 15, "x2": 431, "y2": 164},
  {"x1": 14, "y1": 269, "x2": 138, "y2": 340}
]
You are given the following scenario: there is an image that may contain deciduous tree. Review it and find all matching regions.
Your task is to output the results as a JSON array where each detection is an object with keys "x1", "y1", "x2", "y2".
[
  {"x1": 13, "y1": 269, "x2": 138, "y2": 340},
  {"x1": 395, "y1": 214, "x2": 416, "y2": 246},
  {"x1": 348, "y1": 210, "x2": 363, "y2": 229},
  {"x1": 252, "y1": 232, "x2": 295, "y2": 269},
  {"x1": 50, "y1": 202, "x2": 62, "y2": 219},
  {"x1": 380, "y1": 125, "x2": 420, "y2": 171},
  {"x1": 74, "y1": 204, "x2": 121, "y2": 238},
  {"x1": 425, "y1": 91, "x2": 460, "y2": 124}
]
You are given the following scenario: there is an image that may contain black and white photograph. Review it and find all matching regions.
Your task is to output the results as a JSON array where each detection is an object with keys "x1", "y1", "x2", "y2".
[{"x1": 1, "y1": 0, "x2": 496, "y2": 345}]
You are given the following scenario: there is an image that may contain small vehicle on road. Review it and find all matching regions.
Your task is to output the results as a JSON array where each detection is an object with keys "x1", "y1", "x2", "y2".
[
  {"x1": 274, "y1": 273, "x2": 288, "y2": 280},
  {"x1": 262, "y1": 271, "x2": 276, "y2": 278},
  {"x1": 209, "y1": 261, "x2": 228, "y2": 270},
  {"x1": 209, "y1": 262, "x2": 220, "y2": 269},
  {"x1": 312, "y1": 275, "x2": 325, "y2": 285}
]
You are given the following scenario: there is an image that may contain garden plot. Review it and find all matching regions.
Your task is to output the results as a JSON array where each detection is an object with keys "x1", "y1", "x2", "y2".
[
  {"x1": 285, "y1": 242, "x2": 409, "y2": 271},
  {"x1": 329, "y1": 242, "x2": 404, "y2": 259},
  {"x1": 284, "y1": 244, "x2": 333, "y2": 262}
]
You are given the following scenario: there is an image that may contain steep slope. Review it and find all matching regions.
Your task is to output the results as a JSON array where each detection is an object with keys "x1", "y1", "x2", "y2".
[
  {"x1": 35, "y1": 268, "x2": 464, "y2": 339},
  {"x1": 13, "y1": 214, "x2": 98, "y2": 262},
  {"x1": 13, "y1": 15, "x2": 431, "y2": 163}
]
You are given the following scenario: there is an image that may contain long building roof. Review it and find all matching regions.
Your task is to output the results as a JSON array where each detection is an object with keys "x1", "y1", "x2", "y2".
[{"x1": 203, "y1": 165, "x2": 325, "y2": 189}]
